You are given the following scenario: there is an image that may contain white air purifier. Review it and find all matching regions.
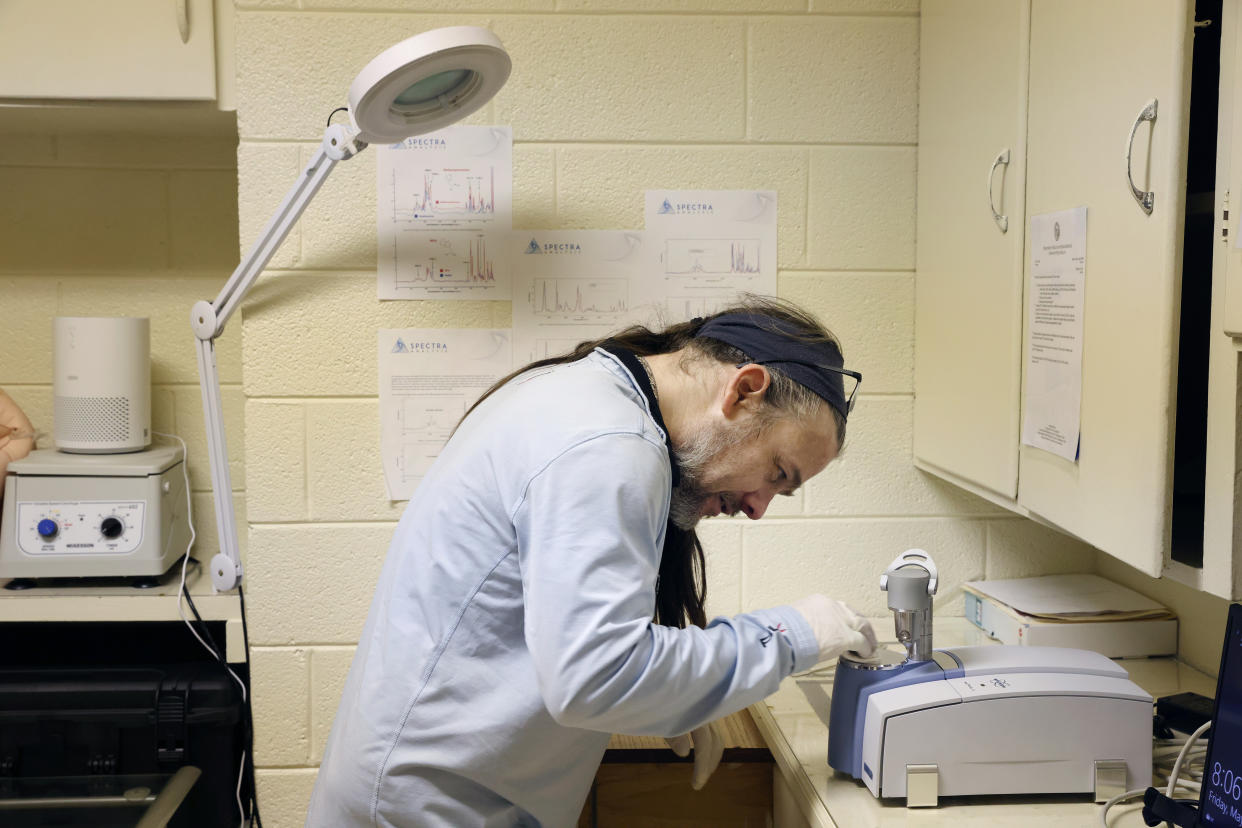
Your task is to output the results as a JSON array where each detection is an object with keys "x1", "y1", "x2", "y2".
[{"x1": 53, "y1": 316, "x2": 151, "y2": 454}]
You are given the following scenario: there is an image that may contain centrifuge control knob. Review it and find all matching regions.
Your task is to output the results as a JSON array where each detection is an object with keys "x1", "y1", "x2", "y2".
[
  {"x1": 100, "y1": 517, "x2": 124, "y2": 539},
  {"x1": 37, "y1": 519, "x2": 59, "y2": 540}
]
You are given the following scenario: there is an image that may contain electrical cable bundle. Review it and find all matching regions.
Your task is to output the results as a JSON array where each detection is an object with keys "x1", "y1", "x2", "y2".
[
  {"x1": 1153, "y1": 723, "x2": 1211, "y2": 796},
  {"x1": 1098, "y1": 720, "x2": 1211, "y2": 827}
]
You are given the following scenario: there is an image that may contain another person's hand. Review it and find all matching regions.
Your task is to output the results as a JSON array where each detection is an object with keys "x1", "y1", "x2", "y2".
[
  {"x1": 665, "y1": 718, "x2": 726, "y2": 791},
  {"x1": 790, "y1": 594, "x2": 877, "y2": 664},
  {"x1": 0, "y1": 389, "x2": 36, "y2": 503}
]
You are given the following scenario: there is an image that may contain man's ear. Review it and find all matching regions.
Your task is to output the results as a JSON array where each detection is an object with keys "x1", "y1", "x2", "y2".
[{"x1": 720, "y1": 364, "x2": 770, "y2": 418}]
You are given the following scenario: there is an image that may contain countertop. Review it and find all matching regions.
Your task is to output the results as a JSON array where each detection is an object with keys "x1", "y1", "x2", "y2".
[{"x1": 748, "y1": 617, "x2": 1217, "y2": 828}]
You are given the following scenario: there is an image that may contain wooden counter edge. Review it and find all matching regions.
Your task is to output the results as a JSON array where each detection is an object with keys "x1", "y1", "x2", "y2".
[{"x1": 747, "y1": 701, "x2": 837, "y2": 828}]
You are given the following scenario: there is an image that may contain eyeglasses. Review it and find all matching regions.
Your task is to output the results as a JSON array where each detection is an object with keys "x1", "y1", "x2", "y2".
[{"x1": 739, "y1": 359, "x2": 863, "y2": 415}]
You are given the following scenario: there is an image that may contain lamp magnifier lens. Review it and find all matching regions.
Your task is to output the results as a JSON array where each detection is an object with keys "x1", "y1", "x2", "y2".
[{"x1": 394, "y1": 68, "x2": 475, "y2": 106}]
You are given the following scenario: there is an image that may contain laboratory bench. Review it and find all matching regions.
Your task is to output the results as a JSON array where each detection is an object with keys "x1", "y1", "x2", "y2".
[{"x1": 748, "y1": 617, "x2": 1218, "y2": 828}]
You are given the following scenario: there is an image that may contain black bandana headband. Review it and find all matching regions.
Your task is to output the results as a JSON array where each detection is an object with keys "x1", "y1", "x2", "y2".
[{"x1": 694, "y1": 313, "x2": 857, "y2": 422}]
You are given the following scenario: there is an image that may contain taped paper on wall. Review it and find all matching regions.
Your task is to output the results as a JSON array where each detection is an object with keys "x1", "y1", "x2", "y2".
[
  {"x1": 509, "y1": 230, "x2": 661, "y2": 367},
  {"x1": 379, "y1": 328, "x2": 511, "y2": 500},
  {"x1": 644, "y1": 190, "x2": 778, "y2": 322},
  {"x1": 377, "y1": 126, "x2": 513, "y2": 300}
]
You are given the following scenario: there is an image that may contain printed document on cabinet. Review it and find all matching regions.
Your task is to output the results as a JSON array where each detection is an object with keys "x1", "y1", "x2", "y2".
[
  {"x1": 1021, "y1": 207, "x2": 1086, "y2": 462},
  {"x1": 378, "y1": 328, "x2": 511, "y2": 500}
]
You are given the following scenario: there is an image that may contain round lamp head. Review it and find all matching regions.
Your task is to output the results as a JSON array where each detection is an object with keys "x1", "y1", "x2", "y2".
[{"x1": 348, "y1": 26, "x2": 511, "y2": 145}]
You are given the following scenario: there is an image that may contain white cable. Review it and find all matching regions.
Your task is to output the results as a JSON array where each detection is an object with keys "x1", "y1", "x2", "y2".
[
  {"x1": 1098, "y1": 787, "x2": 1203, "y2": 828},
  {"x1": 1167, "y1": 720, "x2": 1211, "y2": 798},
  {"x1": 236, "y1": 749, "x2": 248, "y2": 828},
  {"x1": 1163, "y1": 778, "x2": 1201, "y2": 791},
  {"x1": 1153, "y1": 744, "x2": 1207, "y2": 758},
  {"x1": 1099, "y1": 722, "x2": 1212, "y2": 827},
  {"x1": 1154, "y1": 755, "x2": 1206, "y2": 779},
  {"x1": 153, "y1": 431, "x2": 250, "y2": 828},
  {"x1": 1098, "y1": 788, "x2": 1146, "y2": 827}
]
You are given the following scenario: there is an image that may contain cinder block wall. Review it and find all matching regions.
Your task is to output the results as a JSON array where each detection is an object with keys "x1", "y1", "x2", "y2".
[
  {"x1": 0, "y1": 128, "x2": 243, "y2": 559},
  {"x1": 232, "y1": 2, "x2": 1104, "y2": 819}
]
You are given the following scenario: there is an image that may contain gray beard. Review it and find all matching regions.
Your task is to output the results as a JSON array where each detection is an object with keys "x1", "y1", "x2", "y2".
[
  {"x1": 668, "y1": 419, "x2": 759, "y2": 530},
  {"x1": 668, "y1": 473, "x2": 710, "y2": 531}
]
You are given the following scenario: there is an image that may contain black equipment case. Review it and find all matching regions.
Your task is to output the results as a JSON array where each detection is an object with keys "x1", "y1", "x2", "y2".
[{"x1": 0, "y1": 662, "x2": 243, "y2": 827}]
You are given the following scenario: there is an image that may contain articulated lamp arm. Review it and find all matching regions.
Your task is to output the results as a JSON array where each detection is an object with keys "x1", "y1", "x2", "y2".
[
  {"x1": 186, "y1": 25, "x2": 511, "y2": 592},
  {"x1": 191, "y1": 123, "x2": 367, "y2": 592}
]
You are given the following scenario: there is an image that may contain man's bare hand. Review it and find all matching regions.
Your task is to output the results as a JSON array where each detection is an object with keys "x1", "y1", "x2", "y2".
[{"x1": 0, "y1": 389, "x2": 36, "y2": 502}]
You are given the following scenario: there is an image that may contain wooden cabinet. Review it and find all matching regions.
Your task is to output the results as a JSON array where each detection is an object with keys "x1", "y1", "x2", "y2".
[
  {"x1": 1213, "y1": 4, "x2": 1242, "y2": 601},
  {"x1": 913, "y1": 0, "x2": 1028, "y2": 500},
  {"x1": 1225, "y1": 4, "x2": 1242, "y2": 339},
  {"x1": 1018, "y1": 0, "x2": 1193, "y2": 578},
  {"x1": 0, "y1": 0, "x2": 224, "y2": 102},
  {"x1": 578, "y1": 762, "x2": 773, "y2": 828},
  {"x1": 577, "y1": 711, "x2": 775, "y2": 827},
  {"x1": 915, "y1": 0, "x2": 1242, "y2": 598}
]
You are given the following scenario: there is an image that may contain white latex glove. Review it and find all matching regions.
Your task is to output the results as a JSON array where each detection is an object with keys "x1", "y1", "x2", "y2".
[
  {"x1": 789, "y1": 594, "x2": 877, "y2": 664},
  {"x1": 665, "y1": 719, "x2": 726, "y2": 790}
]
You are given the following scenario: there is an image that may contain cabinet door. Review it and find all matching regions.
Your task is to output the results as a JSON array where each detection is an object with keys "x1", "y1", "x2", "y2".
[
  {"x1": 913, "y1": 0, "x2": 1029, "y2": 499},
  {"x1": 1226, "y1": 2, "x2": 1242, "y2": 339},
  {"x1": 0, "y1": 0, "x2": 216, "y2": 100},
  {"x1": 1019, "y1": 0, "x2": 1193, "y2": 576},
  {"x1": 1207, "y1": 0, "x2": 1242, "y2": 601}
]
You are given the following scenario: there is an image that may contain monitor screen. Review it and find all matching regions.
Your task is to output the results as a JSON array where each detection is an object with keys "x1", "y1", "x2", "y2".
[{"x1": 1200, "y1": 604, "x2": 1242, "y2": 827}]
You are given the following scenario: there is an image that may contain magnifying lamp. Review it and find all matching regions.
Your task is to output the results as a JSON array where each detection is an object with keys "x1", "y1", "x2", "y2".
[{"x1": 191, "y1": 26, "x2": 511, "y2": 592}]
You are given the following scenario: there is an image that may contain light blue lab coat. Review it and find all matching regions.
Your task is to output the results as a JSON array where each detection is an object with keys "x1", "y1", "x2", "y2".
[{"x1": 305, "y1": 349, "x2": 819, "y2": 828}]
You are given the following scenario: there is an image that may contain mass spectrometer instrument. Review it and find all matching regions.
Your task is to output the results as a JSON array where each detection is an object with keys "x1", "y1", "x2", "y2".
[{"x1": 827, "y1": 549, "x2": 1152, "y2": 806}]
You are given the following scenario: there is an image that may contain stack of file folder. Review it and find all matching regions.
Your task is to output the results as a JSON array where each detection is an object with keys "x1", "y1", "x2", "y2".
[{"x1": 963, "y1": 573, "x2": 1178, "y2": 658}]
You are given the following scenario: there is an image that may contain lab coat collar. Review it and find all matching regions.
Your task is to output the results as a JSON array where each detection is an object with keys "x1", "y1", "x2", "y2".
[{"x1": 596, "y1": 344, "x2": 681, "y2": 488}]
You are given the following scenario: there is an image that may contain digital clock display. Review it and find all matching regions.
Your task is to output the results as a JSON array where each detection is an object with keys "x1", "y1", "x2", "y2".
[{"x1": 1201, "y1": 608, "x2": 1242, "y2": 827}]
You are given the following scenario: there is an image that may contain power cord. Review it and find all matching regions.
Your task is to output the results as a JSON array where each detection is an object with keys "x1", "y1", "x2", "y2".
[
  {"x1": 238, "y1": 583, "x2": 263, "y2": 828},
  {"x1": 154, "y1": 432, "x2": 262, "y2": 828},
  {"x1": 1098, "y1": 720, "x2": 1211, "y2": 827},
  {"x1": 1165, "y1": 720, "x2": 1211, "y2": 797}
]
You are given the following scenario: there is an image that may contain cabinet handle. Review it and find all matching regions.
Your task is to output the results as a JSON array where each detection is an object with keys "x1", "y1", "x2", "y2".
[
  {"x1": 1126, "y1": 99, "x2": 1158, "y2": 215},
  {"x1": 175, "y1": 0, "x2": 190, "y2": 44},
  {"x1": 988, "y1": 149, "x2": 1010, "y2": 233}
]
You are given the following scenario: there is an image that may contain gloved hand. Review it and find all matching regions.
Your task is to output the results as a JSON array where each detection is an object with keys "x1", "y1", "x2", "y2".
[
  {"x1": 665, "y1": 719, "x2": 726, "y2": 791},
  {"x1": 789, "y1": 594, "x2": 877, "y2": 664}
]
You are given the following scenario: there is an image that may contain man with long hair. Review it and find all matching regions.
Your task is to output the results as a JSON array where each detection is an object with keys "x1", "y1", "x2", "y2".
[{"x1": 307, "y1": 295, "x2": 876, "y2": 827}]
